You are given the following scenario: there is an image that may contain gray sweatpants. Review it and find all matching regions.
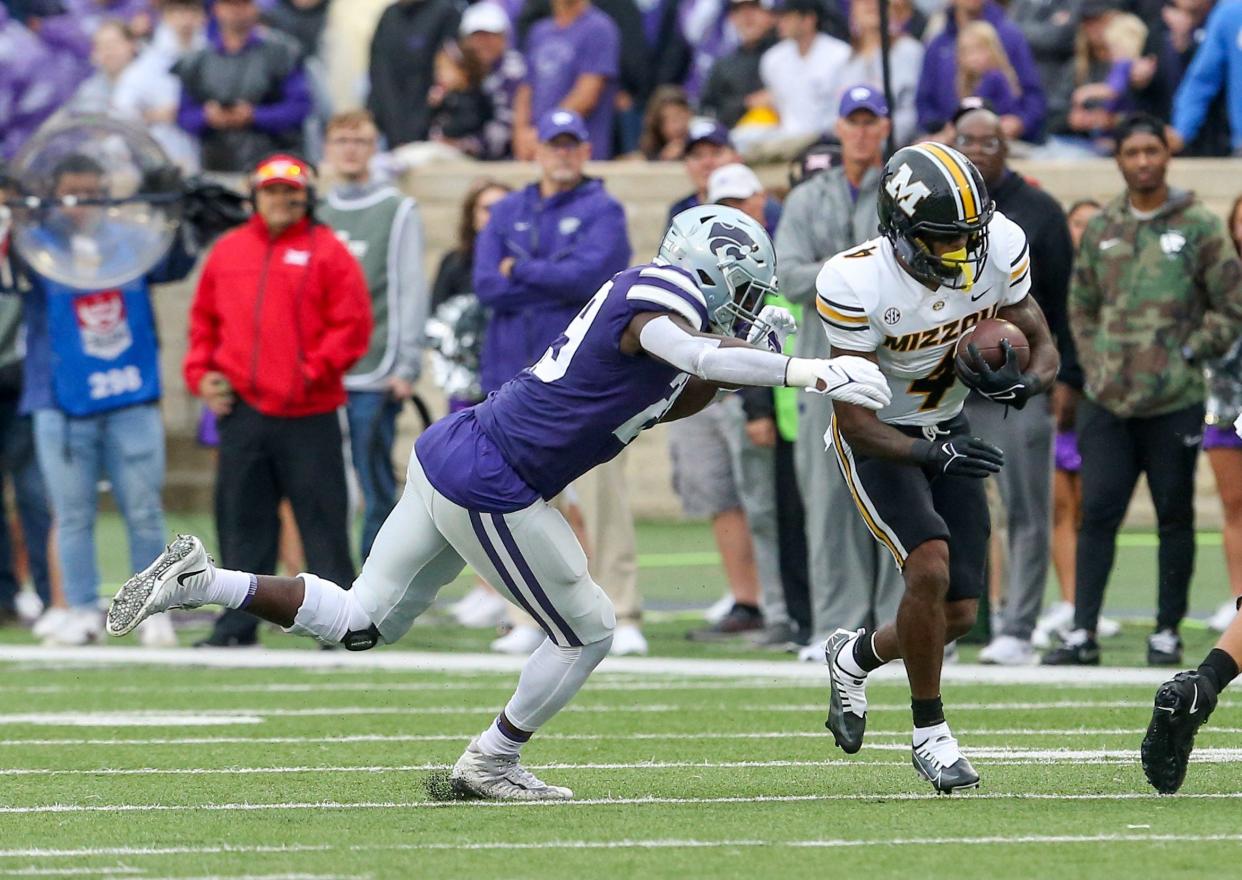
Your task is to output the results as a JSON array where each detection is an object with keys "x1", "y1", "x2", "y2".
[
  {"x1": 795, "y1": 392, "x2": 903, "y2": 640},
  {"x1": 964, "y1": 393, "x2": 1054, "y2": 641}
]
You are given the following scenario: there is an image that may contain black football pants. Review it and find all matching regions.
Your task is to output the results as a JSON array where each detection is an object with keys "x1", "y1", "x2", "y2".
[
  {"x1": 1074, "y1": 400, "x2": 1203, "y2": 634},
  {"x1": 208, "y1": 400, "x2": 356, "y2": 644}
]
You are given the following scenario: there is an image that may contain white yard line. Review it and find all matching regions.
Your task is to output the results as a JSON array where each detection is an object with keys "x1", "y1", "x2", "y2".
[
  {"x1": 5, "y1": 728, "x2": 1242, "y2": 748},
  {"x1": 4, "y1": 834, "x2": 1242, "y2": 861},
  {"x1": 0, "y1": 701, "x2": 1186, "y2": 726},
  {"x1": 0, "y1": 646, "x2": 1185, "y2": 685},
  {"x1": 3, "y1": 792, "x2": 1242, "y2": 815},
  {"x1": 4, "y1": 749, "x2": 1242, "y2": 777}
]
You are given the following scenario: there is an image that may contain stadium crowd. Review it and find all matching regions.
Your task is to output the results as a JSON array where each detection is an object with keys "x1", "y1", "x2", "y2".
[{"x1": 1, "y1": 0, "x2": 1241, "y2": 669}]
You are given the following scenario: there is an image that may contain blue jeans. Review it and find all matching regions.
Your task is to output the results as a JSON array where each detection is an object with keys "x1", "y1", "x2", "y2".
[
  {"x1": 33, "y1": 403, "x2": 167, "y2": 609},
  {"x1": 346, "y1": 391, "x2": 399, "y2": 560},
  {"x1": 0, "y1": 397, "x2": 52, "y2": 610}
]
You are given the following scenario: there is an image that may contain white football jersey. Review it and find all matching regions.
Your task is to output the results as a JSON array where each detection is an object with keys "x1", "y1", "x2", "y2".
[{"x1": 816, "y1": 210, "x2": 1032, "y2": 426}]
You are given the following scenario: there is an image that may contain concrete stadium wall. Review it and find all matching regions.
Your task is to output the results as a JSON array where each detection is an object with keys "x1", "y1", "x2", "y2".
[{"x1": 153, "y1": 158, "x2": 1238, "y2": 526}]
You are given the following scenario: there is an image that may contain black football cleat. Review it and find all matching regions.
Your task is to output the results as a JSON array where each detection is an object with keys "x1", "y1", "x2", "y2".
[
  {"x1": 912, "y1": 723, "x2": 980, "y2": 794},
  {"x1": 1142, "y1": 670, "x2": 1217, "y2": 794},
  {"x1": 824, "y1": 628, "x2": 869, "y2": 754}
]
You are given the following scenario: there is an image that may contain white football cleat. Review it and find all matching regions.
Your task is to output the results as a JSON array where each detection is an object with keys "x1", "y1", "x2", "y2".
[
  {"x1": 610, "y1": 623, "x2": 648, "y2": 656},
  {"x1": 450, "y1": 738, "x2": 573, "y2": 800},
  {"x1": 978, "y1": 635, "x2": 1036, "y2": 666},
  {"x1": 490, "y1": 624, "x2": 546, "y2": 655},
  {"x1": 106, "y1": 535, "x2": 214, "y2": 637}
]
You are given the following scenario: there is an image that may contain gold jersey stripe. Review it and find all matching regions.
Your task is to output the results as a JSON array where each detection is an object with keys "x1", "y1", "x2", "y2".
[
  {"x1": 817, "y1": 298, "x2": 869, "y2": 324},
  {"x1": 920, "y1": 142, "x2": 978, "y2": 220}
]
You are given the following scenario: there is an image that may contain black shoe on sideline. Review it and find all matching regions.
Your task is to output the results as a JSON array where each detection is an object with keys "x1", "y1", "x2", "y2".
[
  {"x1": 1041, "y1": 629, "x2": 1100, "y2": 665},
  {"x1": 1142, "y1": 670, "x2": 1217, "y2": 794},
  {"x1": 1147, "y1": 629, "x2": 1184, "y2": 666},
  {"x1": 687, "y1": 604, "x2": 763, "y2": 641}
]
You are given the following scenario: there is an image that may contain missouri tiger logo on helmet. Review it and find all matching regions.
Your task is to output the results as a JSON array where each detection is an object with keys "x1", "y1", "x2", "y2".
[{"x1": 877, "y1": 143, "x2": 994, "y2": 291}]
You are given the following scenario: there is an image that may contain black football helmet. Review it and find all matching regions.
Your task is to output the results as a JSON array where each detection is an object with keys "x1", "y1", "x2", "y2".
[{"x1": 877, "y1": 143, "x2": 994, "y2": 290}]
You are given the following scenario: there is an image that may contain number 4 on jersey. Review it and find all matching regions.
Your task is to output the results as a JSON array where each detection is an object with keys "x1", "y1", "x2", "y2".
[{"x1": 908, "y1": 348, "x2": 956, "y2": 412}]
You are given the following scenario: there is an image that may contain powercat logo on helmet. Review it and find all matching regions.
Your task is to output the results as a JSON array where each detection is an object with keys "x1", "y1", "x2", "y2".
[{"x1": 707, "y1": 221, "x2": 757, "y2": 262}]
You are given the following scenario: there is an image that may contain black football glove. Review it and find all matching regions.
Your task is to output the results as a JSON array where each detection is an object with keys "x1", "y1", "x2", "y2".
[
  {"x1": 955, "y1": 339, "x2": 1039, "y2": 409},
  {"x1": 913, "y1": 435, "x2": 1004, "y2": 479}
]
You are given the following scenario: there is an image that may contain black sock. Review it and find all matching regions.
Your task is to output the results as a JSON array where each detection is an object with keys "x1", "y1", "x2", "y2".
[
  {"x1": 1198, "y1": 648, "x2": 1240, "y2": 694},
  {"x1": 912, "y1": 696, "x2": 945, "y2": 729},
  {"x1": 852, "y1": 630, "x2": 885, "y2": 673},
  {"x1": 731, "y1": 602, "x2": 761, "y2": 617}
]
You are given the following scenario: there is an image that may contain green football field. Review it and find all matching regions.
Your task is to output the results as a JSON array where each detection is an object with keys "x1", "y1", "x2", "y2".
[
  {"x1": 1, "y1": 515, "x2": 1240, "y2": 878},
  {"x1": 0, "y1": 655, "x2": 1239, "y2": 879}
]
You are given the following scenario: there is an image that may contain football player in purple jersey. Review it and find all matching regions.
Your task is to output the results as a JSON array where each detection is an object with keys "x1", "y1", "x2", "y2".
[{"x1": 105, "y1": 204, "x2": 891, "y2": 801}]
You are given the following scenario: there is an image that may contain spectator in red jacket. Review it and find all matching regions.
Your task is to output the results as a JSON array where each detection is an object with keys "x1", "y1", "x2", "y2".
[{"x1": 184, "y1": 152, "x2": 372, "y2": 647}]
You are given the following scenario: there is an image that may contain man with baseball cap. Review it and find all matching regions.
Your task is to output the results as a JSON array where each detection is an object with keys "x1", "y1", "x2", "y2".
[
  {"x1": 185, "y1": 152, "x2": 372, "y2": 647},
  {"x1": 667, "y1": 118, "x2": 781, "y2": 230},
  {"x1": 460, "y1": 1, "x2": 527, "y2": 158},
  {"x1": 473, "y1": 110, "x2": 644, "y2": 656},
  {"x1": 774, "y1": 82, "x2": 904, "y2": 652}
]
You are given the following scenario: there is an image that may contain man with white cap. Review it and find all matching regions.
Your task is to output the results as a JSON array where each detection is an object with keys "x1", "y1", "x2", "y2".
[
  {"x1": 459, "y1": 1, "x2": 527, "y2": 159},
  {"x1": 774, "y1": 83, "x2": 904, "y2": 653},
  {"x1": 709, "y1": 161, "x2": 814, "y2": 647}
]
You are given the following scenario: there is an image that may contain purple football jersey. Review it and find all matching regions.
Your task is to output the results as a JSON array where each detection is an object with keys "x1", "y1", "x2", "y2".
[{"x1": 417, "y1": 263, "x2": 709, "y2": 511}]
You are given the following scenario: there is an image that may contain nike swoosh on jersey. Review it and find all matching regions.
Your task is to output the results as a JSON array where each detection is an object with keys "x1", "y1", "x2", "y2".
[{"x1": 969, "y1": 286, "x2": 994, "y2": 302}]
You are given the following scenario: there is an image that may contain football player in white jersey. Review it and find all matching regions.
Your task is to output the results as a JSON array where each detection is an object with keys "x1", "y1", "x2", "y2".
[{"x1": 815, "y1": 143, "x2": 1061, "y2": 792}]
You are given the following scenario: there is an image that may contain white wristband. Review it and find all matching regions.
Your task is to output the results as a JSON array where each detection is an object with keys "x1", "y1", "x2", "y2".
[{"x1": 784, "y1": 358, "x2": 820, "y2": 390}]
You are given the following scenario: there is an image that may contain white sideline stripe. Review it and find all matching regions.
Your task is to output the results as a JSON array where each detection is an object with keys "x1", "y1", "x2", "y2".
[
  {"x1": 0, "y1": 713, "x2": 264, "y2": 728},
  {"x1": 144, "y1": 875, "x2": 366, "y2": 880},
  {"x1": 0, "y1": 646, "x2": 1187, "y2": 685},
  {"x1": 0, "y1": 701, "x2": 1178, "y2": 725},
  {"x1": 7, "y1": 834, "x2": 1242, "y2": 860},
  {"x1": 9, "y1": 728, "x2": 1242, "y2": 747},
  {"x1": 4, "y1": 792, "x2": 1242, "y2": 815},
  {"x1": 0, "y1": 870, "x2": 143, "y2": 877},
  {"x1": 6, "y1": 750, "x2": 1242, "y2": 777}
]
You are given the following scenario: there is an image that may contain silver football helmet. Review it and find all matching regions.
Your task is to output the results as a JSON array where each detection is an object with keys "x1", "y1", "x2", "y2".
[{"x1": 658, "y1": 204, "x2": 778, "y2": 337}]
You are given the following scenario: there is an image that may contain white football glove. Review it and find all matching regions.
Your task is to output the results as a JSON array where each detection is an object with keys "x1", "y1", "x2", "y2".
[
  {"x1": 746, "y1": 305, "x2": 798, "y2": 353},
  {"x1": 807, "y1": 355, "x2": 891, "y2": 410}
]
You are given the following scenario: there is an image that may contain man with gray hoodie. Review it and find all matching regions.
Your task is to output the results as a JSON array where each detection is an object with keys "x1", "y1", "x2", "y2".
[{"x1": 773, "y1": 84, "x2": 904, "y2": 651}]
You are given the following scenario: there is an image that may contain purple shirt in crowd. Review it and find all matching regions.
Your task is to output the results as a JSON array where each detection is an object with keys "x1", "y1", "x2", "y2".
[
  {"x1": 524, "y1": 5, "x2": 620, "y2": 159},
  {"x1": 417, "y1": 263, "x2": 708, "y2": 511}
]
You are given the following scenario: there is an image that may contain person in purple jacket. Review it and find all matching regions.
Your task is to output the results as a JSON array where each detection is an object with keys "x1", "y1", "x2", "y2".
[
  {"x1": 0, "y1": 6, "x2": 73, "y2": 160},
  {"x1": 473, "y1": 110, "x2": 631, "y2": 395},
  {"x1": 917, "y1": 0, "x2": 1046, "y2": 142},
  {"x1": 106, "y1": 198, "x2": 891, "y2": 800},
  {"x1": 173, "y1": 0, "x2": 311, "y2": 172}
]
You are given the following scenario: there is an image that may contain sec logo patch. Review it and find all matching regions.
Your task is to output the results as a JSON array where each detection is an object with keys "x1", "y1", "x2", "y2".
[{"x1": 883, "y1": 307, "x2": 902, "y2": 325}]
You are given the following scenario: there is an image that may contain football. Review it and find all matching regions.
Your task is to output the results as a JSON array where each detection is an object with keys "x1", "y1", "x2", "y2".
[{"x1": 955, "y1": 317, "x2": 1030, "y2": 372}]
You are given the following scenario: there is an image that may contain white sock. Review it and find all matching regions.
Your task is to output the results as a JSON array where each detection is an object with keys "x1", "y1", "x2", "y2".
[
  {"x1": 203, "y1": 568, "x2": 255, "y2": 609},
  {"x1": 477, "y1": 715, "x2": 528, "y2": 758},
  {"x1": 283, "y1": 572, "x2": 372, "y2": 645},
  {"x1": 834, "y1": 633, "x2": 870, "y2": 679},
  {"x1": 474, "y1": 635, "x2": 613, "y2": 758}
]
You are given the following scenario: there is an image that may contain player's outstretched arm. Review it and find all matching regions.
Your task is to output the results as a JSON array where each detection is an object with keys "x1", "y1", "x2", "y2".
[
  {"x1": 625, "y1": 312, "x2": 891, "y2": 410},
  {"x1": 958, "y1": 295, "x2": 1061, "y2": 409},
  {"x1": 832, "y1": 348, "x2": 1004, "y2": 479}
]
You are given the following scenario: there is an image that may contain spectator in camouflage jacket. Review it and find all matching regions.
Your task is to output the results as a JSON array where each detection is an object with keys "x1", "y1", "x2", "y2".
[{"x1": 1049, "y1": 113, "x2": 1242, "y2": 668}]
